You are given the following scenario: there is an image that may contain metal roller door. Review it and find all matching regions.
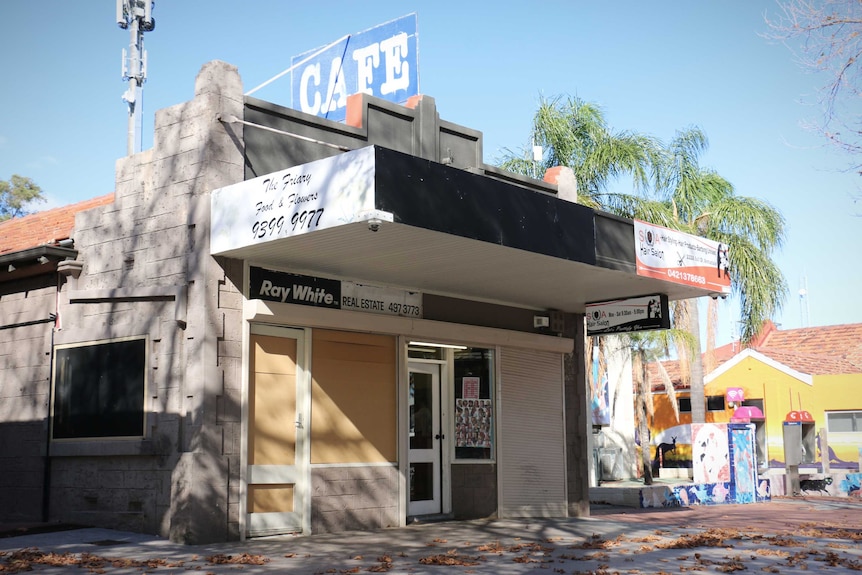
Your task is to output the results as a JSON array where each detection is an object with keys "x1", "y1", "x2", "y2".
[{"x1": 498, "y1": 347, "x2": 567, "y2": 517}]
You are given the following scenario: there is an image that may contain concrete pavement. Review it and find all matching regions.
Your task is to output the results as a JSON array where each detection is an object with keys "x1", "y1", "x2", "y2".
[{"x1": 1, "y1": 497, "x2": 860, "y2": 574}]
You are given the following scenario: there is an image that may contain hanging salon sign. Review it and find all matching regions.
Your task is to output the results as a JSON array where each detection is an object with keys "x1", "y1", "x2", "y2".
[
  {"x1": 291, "y1": 14, "x2": 419, "y2": 122},
  {"x1": 633, "y1": 220, "x2": 731, "y2": 295},
  {"x1": 250, "y1": 267, "x2": 422, "y2": 318},
  {"x1": 585, "y1": 294, "x2": 670, "y2": 336}
]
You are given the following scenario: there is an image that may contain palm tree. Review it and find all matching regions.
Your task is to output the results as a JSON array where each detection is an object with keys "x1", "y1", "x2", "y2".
[
  {"x1": 501, "y1": 97, "x2": 788, "y2": 425},
  {"x1": 653, "y1": 128, "x2": 788, "y2": 422},
  {"x1": 630, "y1": 329, "x2": 695, "y2": 485},
  {"x1": 498, "y1": 95, "x2": 664, "y2": 209}
]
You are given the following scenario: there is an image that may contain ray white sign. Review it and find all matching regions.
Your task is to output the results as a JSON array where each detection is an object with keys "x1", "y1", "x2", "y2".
[
  {"x1": 210, "y1": 146, "x2": 379, "y2": 256},
  {"x1": 250, "y1": 267, "x2": 422, "y2": 318}
]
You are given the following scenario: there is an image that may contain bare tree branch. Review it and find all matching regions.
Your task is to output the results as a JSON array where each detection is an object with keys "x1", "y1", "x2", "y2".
[{"x1": 765, "y1": 0, "x2": 862, "y2": 177}]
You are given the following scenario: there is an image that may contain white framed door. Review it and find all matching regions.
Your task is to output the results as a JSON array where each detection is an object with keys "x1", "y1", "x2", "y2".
[
  {"x1": 408, "y1": 362, "x2": 443, "y2": 516},
  {"x1": 246, "y1": 325, "x2": 309, "y2": 537}
]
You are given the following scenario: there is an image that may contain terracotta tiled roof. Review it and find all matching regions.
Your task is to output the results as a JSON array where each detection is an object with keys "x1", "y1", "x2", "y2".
[
  {"x1": 646, "y1": 320, "x2": 862, "y2": 390},
  {"x1": 756, "y1": 321, "x2": 862, "y2": 370},
  {"x1": 0, "y1": 194, "x2": 114, "y2": 254}
]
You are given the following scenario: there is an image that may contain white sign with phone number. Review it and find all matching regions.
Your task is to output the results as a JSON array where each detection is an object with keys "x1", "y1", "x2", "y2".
[{"x1": 210, "y1": 146, "x2": 377, "y2": 256}]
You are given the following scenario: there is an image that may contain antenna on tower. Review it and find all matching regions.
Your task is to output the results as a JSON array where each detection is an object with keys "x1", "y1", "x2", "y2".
[
  {"x1": 118, "y1": 0, "x2": 155, "y2": 156},
  {"x1": 799, "y1": 274, "x2": 810, "y2": 328}
]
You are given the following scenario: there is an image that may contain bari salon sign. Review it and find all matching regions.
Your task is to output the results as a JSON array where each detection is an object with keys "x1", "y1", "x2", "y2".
[
  {"x1": 586, "y1": 294, "x2": 670, "y2": 336},
  {"x1": 634, "y1": 220, "x2": 731, "y2": 295},
  {"x1": 292, "y1": 14, "x2": 419, "y2": 121}
]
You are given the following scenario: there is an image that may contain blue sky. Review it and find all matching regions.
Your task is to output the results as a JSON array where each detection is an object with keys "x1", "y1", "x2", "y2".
[{"x1": 1, "y1": 1, "x2": 860, "y2": 343}]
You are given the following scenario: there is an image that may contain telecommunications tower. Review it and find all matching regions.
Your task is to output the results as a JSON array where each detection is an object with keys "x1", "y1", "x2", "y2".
[
  {"x1": 799, "y1": 274, "x2": 810, "y2": 328},
  {"x1": 117, "y1": 0, "x2": 155, "y2": 156}
]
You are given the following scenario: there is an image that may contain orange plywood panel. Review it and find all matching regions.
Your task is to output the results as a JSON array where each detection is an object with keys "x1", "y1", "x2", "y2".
[
  {"x1": 254, "y1": 335, "x2": 298, "y2": 375},
  {"x1": 250, "y1": 334, "x2": 297, "y2": 466},
  {"x1": 311, "y1": 330, "x2": 397, "y2": 464},
  {"x1": 248, "y1": 484, "x2": 294, "y2": 513}
]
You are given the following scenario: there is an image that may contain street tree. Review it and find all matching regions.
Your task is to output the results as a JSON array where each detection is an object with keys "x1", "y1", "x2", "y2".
[
  {"x1": 629, "y1": 328, "x2": 695, "y2": 485},
  {"x1": 498, "y1": 95, "x2": 664, "y2": 210},
  {"x1": 501, "y1": 98, "x2": 787, "y2": 426},
  {"x1": 0, "y1": 175, "x2": 45, "y2": 221},
  {"x1": 765, "y1": 0, "x2": 862, "y2": 175},
  {"x1": 653, "y1": 128, "x2": 788, "y2": 423}
]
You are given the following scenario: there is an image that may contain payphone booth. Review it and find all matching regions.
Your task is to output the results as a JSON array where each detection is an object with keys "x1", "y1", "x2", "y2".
[
  {"x1": 727, "y1": 388, "x2": 768, "y2": 475},
  {"x1": 731, "y1": 406, "x2": 766, "y2": 474},
  {"x1": 783, "y1": 410, "x2": 816, "y2": 495},
  {"x1": 784, "y1": 410, "x2": 816, "y2": 464}
]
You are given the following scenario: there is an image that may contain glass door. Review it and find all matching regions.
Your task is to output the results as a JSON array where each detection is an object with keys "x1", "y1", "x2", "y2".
[{"x1": 408, "y1": 362, "x2": 442, "y2": 516}]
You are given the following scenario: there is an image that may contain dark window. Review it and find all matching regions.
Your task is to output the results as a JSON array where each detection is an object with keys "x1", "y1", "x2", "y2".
[
  {"x1": 453, "y1": 347, "x2": 494, "y2": 460},
  {"x1": 678, "y1": 397, "x2": 692, "y2": 413},
  {"x1": 707, "y1": 396, "x2": 726, "y2": 411},
  {"x1": 742, "y1": 399, "x2": 764, "y2": 411},
  {"x1": 52, "y1": 338, "x2": 146, "y2": 439}
]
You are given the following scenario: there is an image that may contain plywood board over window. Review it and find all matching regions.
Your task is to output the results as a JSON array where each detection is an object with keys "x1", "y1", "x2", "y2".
[
  {"x1": 311, "y1": 330, "x2": 397, "y2": 463},
  {"x1": 249, "y1": 335, "x2": 298, "y2": 467}
]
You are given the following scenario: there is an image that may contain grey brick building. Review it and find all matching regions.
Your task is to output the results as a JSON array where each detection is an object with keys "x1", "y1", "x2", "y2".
[{"x1": 0, "y1": 61, "x2": 721, "y2": 544}]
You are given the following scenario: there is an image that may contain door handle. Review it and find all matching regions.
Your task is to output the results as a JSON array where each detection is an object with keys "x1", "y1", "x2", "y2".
[{"x1": 435, "y1": 433, "x2": 445, "y2": 440}]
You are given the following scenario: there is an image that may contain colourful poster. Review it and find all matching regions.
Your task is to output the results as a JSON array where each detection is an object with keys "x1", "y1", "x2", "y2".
[{"x1": 455, "y1": 398, "x2": 492, "y2": 448}]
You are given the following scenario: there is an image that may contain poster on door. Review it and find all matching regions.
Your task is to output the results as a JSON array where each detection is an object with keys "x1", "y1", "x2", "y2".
[{"x1": 455, "y1": 398, "x2": 492, "y2": 448}]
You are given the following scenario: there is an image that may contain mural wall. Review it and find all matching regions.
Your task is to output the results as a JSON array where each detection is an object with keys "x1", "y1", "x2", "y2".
[
  {"x1": 641, "y1": 423, "x2": 770, "y2": 508},
  {"x1": 649, "y1": 356, "x2": 862, "y2": 472}
]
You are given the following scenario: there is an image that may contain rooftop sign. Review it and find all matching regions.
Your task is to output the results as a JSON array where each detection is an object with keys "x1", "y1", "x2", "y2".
[{"x1": 290, "y1": 14, "x2": 419, "y2": 122}]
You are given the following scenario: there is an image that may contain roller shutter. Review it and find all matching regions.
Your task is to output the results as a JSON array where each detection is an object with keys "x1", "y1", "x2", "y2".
[{"x1": 498, "y1": 347, "x2": 567, "y2": 517}]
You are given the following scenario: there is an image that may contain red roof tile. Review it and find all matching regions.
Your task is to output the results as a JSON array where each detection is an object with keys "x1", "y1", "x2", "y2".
[
  {"x1": 646, "y1": 320, "x2": 862, "y2": 390},
  {"x1": 0, "y1": 194, "x2": 114, "y2": 254}
]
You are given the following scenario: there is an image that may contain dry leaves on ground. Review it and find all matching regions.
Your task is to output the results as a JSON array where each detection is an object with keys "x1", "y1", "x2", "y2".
[
  {"x1": 0, "y1": 548, "x2": 185, "y2": 574},
  {"x1": 206, "y1": 552, "x2": 270, "y2": 565}
]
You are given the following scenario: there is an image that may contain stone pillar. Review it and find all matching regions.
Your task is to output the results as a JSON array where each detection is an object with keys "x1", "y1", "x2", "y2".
[
  {"x1": 162, "y1": 60, "x2": 245, "y2": 544},
  {"x1": 563, "y1": 312, "x2": 590, "y2": 517}
]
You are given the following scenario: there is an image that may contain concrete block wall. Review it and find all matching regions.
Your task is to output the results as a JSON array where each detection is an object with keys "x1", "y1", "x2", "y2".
[
  {"x1": 451, "y1": 463, "x2": 497, "y2": 519},
  {"x1": 310, "y1": 466, "x2": 399, "y2": 533},
  {"x1": 48, "y1": 61, "x2": 246, "y2": 543},
  {"x1": 0, "y1": 275, "x2": 55, "y2": 522},
  {"x1": 243, "y1": 93, "x2": 559, "y2": 199}
]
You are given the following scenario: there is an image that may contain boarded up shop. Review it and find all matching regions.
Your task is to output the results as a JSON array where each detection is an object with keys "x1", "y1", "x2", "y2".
[{"x1": 0, "y1": 61, "x2": 726, "y2": 543}]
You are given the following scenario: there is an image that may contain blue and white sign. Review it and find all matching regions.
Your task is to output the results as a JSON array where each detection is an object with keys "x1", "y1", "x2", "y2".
[{"x1": 291, "y1": 14, "x2": 419, "y2": 122}]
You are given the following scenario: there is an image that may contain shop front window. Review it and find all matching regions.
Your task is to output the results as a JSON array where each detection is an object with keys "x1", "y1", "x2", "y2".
[
  {"x1": 52, "y1": 337, "x2": 147, "y2": 440},
  {"x1": 453, "y1": 347, "x2": 494, "y2": 460}
]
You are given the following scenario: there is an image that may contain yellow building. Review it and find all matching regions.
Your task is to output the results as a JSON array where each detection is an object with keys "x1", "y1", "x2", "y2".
[{"x1": 648, "y1": 322, "x2": 862, "y2": 473}]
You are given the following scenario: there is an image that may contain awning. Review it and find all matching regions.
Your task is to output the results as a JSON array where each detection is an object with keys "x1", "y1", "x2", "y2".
[{"x1": 211, "y1": 145, "x2": 725, "y2": 313}]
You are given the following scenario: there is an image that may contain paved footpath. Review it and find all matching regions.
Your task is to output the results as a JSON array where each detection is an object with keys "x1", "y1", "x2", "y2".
[{"x1": 1, "y1": 497, "x2": 859, "y2": 574}]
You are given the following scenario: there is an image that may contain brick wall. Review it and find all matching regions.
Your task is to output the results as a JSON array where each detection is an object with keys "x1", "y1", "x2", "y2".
[
  {"x1": 451, "y1": 463, "x2": 497, "y2": 519},
  {"x1": 43, "y1": 61, "x2": 245, "y2": 543},
  {"x1": 0, "y1": 275, "x2": 56, "y2": 523},
  {"x1": 310, "y1": 466, "x2": 399, "y2": 533}
]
